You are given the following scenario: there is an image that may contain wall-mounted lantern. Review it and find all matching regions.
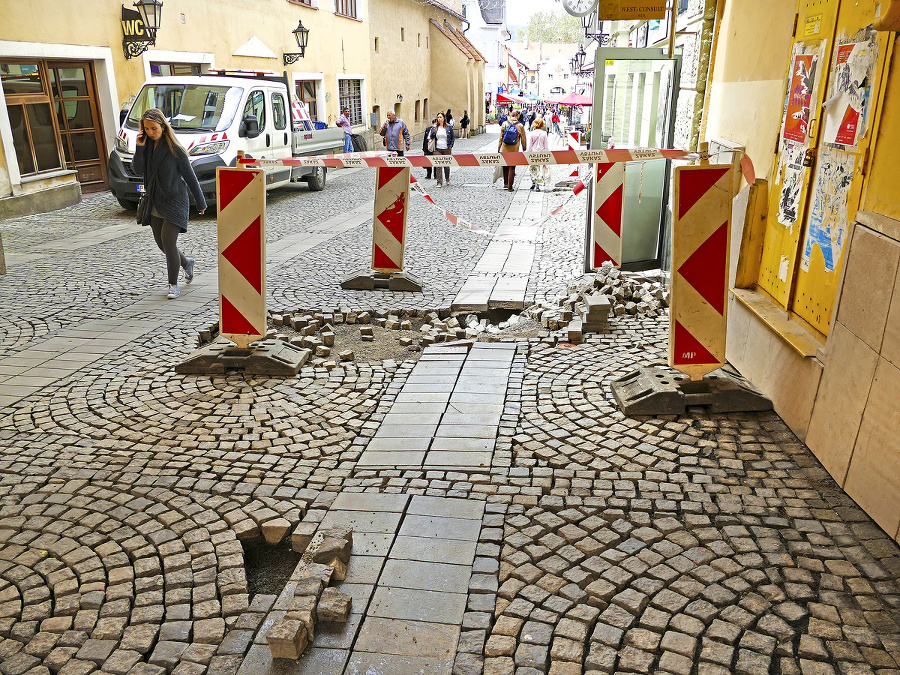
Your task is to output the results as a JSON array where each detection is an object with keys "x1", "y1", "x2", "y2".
[
  {"x1": 283, "y1": 20, "x2": 310, "y2": 65},
  {"x1": 122, "y1": 0, "x2": 163, "y2": 59}
]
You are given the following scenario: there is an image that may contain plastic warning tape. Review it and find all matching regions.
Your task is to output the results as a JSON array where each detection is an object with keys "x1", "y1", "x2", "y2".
[{"x1": 239, "y1": 148, "x2": 694, "y2": 169}]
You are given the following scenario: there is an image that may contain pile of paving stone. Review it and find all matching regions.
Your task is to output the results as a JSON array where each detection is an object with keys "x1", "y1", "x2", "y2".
[{"x1": 522, "y1": 263, "x2": 670, "y2": 340}]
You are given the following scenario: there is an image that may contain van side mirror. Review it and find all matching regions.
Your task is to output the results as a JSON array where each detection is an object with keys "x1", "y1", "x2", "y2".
[{"x1": 239, "y1": 114, "x2": 260, "y2": 138}]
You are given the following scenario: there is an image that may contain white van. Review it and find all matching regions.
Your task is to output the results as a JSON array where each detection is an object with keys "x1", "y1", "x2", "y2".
[{"x1": 108, "y1": 71, "x2": 347, "y2": 209}]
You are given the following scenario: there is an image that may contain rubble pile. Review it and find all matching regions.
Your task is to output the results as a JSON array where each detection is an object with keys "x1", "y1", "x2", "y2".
[{"x1": 522, "y1": 262, "x2": 670, "y2": 341}]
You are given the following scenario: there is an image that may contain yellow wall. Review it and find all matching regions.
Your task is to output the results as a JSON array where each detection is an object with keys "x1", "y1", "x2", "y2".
[
  {"x1": 1, "y1": 0, "x2": 370, "y2": 114},
  {"x1": 862, "y1": 39, "x2": 900, "y2": 221},
  {"x1": 703, "y1": 0, "x2": 796, "y2": 180}
]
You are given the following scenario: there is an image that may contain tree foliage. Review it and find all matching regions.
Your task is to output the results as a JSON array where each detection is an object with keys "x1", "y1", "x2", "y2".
[{"x1": 518, "y1": 10, "x2": 583, "y2": 44}]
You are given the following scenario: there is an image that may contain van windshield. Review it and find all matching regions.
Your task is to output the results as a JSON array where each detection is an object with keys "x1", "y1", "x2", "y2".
[{"x1": 125, "y1": 84, "x2": 244, "y2": 133}]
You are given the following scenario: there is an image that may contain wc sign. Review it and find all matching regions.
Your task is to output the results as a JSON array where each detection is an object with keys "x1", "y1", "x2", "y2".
[{"x1": 122, "y1": 5, "x2": 152, "y2": 59}]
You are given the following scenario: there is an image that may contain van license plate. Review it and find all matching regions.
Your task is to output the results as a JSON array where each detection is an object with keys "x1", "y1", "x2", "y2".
[{"x1": 136, "y1": 184, "x2": 145, "y2": 193}]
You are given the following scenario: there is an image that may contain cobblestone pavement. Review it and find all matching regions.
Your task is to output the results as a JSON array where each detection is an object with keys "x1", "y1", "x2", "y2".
[{"x1": 1, "y1": 131, "x2": 899, "y2": 675}]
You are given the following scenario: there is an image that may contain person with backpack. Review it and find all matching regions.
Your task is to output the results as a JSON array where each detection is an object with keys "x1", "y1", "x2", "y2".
[
  {"x1": 422, "y1": 118, "x2": 437, "y2": 180},
  {"x1": 498, "y1": 110, "x2": 527, "y2": 192},
  {"x1": 460, "y1": 110, "x2": 470, "y2": 139}
]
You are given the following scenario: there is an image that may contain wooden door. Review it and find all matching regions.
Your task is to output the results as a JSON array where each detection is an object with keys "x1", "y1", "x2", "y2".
[{"x1": 48, "y1": 60, "x2": 108, "y2": 192}]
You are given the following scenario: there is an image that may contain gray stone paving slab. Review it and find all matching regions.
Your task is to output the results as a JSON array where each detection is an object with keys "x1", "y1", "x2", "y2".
[
  {"x1": 378, "y1": 559, "x2": 472, "y2": 592},
  {"x1": 351, "y1": 533, "x2": 396, "y2": 557},
  {"x1": 407, "y1": 496, "x2": 485, "y2": 520},
  {"x1": 353, "y1": 617, "x2": 460, "y2": 658},
  {"x1": 423, "y1": 451, "x2": 493, "y2": 468},
  {"x1": 434, "y1": 424, "x2": 498, "y2": 439},
  {"x1": 368, "y1": 587, "x2": 467, "y2": 624},
  {"x1": 330, "y1": 493, "x2": 410, "y2": 513},
  {"x1": 372, "y1": 423, "x2": 439, "y2": 438},
  {"x1": 398, "y1": 515, "x2": 482, "y2": 541},
  {"x1": 356, "y1": 451, "x2": 426, "y2": 468},
  {"x1": 318, "y1": 511, "x2": 404, "y2": 533},
  {"x1": 427, "y1": 436, "x2": 496, "y2": 451},
  {"x1": 345, "y1": 652, "x2": 453, "y2": 675},
  {"x1": 389, "y1": 535, "x2": 478, "y2": 566},
  {"x1": 363, "y1": 437, "x2": 431, "y2": 452},
  {"x1": 238, "y1": 644, "x2": 348, "y2": 675}
]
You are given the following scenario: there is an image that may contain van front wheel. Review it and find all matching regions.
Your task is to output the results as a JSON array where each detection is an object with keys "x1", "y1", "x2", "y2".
[
  {"x1": 305, "y1": 167, "x2": 326, "y2": 191},
  {"x1": 116, "y1": 196, "x2": 138, "y2": 211}
]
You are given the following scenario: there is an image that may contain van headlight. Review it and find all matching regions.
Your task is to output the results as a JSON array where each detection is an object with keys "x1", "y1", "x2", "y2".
[
  {"x1": 190, "y1": 141, "x2": 229, "y2": 156},
  {"x1": 115, "y1": 136, "x2": 128, "y2": 153}
]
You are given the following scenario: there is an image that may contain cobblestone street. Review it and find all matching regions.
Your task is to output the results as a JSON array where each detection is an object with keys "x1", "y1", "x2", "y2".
[{"x1": 1, "y1": 131, "x2": 899, "y2": 675}]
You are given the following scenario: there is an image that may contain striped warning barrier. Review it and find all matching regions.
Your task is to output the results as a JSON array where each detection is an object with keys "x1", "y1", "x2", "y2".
[
  {"x1": 669, "y1": 163, "x2": 734, "y2": 381},
  {"x1": 372, "y1": 167, "x2": 411, "y2": 272},
  {"x1": 240, "y1": 147, "x2": 694, "y2": 169},
  {"x1": 216, "y1": 167, "x2": 267, "y2": 348},
  {"x1": 591, "y1": 163, "x2": 625, "y2": 268}
]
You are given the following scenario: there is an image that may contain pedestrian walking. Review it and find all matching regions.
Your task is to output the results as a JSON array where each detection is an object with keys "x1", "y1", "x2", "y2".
[
  {"x1": 337, "y1": 106, "x2": 353, "y2": 154},
  {"x1": 432, "y1": 111, "x2": 455, "y2": 187},
  {"x1": 379, "y1": 111, "x2": 410, "y2": 156},
  {"x1": 498, "y1": 110, "x2": 527, "y2": 192},
  {"x1": 528, "y1": 117, "x2": 550, "y2": 191},
  {"x1": 134, "y1": 108, "x2": 206, "y2": 300},
  {"x1": 422, "y1": 118, "x2": 437, "y2": 180},
  {"x1": 460, "y1": 110, "x2": 470, "y2": 139},
  {"x1": 551, "y1": 111, "x2": 561, "y2": 137},
  {"x1": 445, "y1": 109, "x2": 455, "y2": 128}
]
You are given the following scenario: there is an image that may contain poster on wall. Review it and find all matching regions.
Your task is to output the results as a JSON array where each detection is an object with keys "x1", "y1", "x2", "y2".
[
  {"x1": 784, "y1": 54, "x2": 818, "y2": 143},
  {"x1": 777, "y1": 141, "x2": 806, "y2": 227},
  {"x1": 800, "y1": 147, "x2": 856, "y2": 272},
  {"x1": 822, "y1": 32, "x2": 879, "y2": 147}
]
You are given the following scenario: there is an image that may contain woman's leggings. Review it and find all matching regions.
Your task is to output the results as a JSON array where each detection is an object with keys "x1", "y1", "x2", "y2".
[{"x1": 150, "y1": 215, "x2": 189, "y2": 285}]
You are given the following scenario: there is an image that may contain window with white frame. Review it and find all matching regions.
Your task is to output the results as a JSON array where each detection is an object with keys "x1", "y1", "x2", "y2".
[
  {"x1": 339, "y1": 79, "x2": 362, "y2": 125},
  {"x1": 335, "y1": 0, "x2": 357, "y2": 19}
]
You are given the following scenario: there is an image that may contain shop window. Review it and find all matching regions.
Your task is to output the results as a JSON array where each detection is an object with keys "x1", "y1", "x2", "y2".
[
  {"x1": 339, "y1": 79, "x2": 362, "y2": 125},
  {"x1": 335, "y1": 0, "x2": 357, "y2": 19},
  {"x1": 150, "y1": 61, "x2": 202, "y2": 76},
  {"x1": 0, "y1": 60, "x2": 64, "y2": 176}
]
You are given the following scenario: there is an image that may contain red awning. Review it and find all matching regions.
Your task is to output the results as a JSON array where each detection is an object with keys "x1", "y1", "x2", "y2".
[
  {"x1": 497, "y1": 92, "x2": 527, "y2": 104},
  {"x1": 552, "y1": 92, "x2": 593, "y2": 106}
]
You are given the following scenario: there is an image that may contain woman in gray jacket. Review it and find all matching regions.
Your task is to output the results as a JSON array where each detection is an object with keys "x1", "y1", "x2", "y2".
[{"x1": 134, "y1": 108, "x2": 207, "y2": 299}]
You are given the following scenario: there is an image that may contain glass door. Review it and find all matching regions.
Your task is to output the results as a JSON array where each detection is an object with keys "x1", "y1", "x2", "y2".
[
  {"x1": 586, "y1": 48, "x2": 681, "y2": 270},
  {"x1": 49, "y1": 61, "x2": 108, "y2": 192}
]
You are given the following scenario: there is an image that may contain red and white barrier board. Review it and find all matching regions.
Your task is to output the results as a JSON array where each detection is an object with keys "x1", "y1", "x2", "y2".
[
  {"x1": 591, "y1": 162, "x2": 624, "y2": 268},
  {"x1": 372, "y1": 167, "x2": 411, "y2": 273},
  {"x1": 216, "y1": 167, "x2": 267, "y2": 348},
  {"x1": 669, "y1": 164, "x2": 734, "y2": 380}
]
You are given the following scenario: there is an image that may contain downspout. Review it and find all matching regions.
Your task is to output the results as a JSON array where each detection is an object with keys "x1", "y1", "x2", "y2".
[{"x1": 692, "y1": 0, "x2": 723, "y2": 151}]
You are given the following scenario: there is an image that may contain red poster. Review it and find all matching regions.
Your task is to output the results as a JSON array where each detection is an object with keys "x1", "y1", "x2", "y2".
[
  {"x1": 835, "y1": 44, "x2": 854, "y2": 65},
  {"x1": 835, "y1": 105, "x2": 860, "y2": 145},
  {"x1": 784, "y1": 54, "x2": 817, "y2": 143}
]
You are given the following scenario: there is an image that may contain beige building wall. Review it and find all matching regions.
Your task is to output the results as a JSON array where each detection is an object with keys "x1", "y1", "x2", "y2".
[
  {"x1": 705, "y1": 0, "x2": 900, "y2": 543},
  {"x1": 429, "y1": 24, "x2": 469, "y2": 127}
]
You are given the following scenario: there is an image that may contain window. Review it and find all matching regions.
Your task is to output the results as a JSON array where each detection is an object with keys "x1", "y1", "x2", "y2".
[
  {"x1": 423, "y1": 97, "x2": 428, "y2": 122},
  {"x1": 150, "y1": 61, "x2": 202, "y2": 76},
  {"x1": 335, "y1": 0, "x2": 357, "y2": 19},
  {"x1": 415, "y1": 100, "x2": 420, "y2": 122},
  {"x1": 0, "y1": 60, "x2": 63, "y2": 176},
  {"x1": 401, "y1": 28, "x2": 405, "y2": 41},
  {"x1": 289, "y1": 0, "x2": 314, "y2": 5},
  {"x1": 296, "y1": 81, "x2": 318, "y2": 120},
  {"x1": 243, "y1": 90, "x2": 266, "y2": 130},
  {"x1": 339, "y1": 79, "x2": 362, "y2": 125},
  {"x1": 418, "y1": 34, "x2": 421, "y2": 47},
  {"x1": 375, "y1": 37, "x2": 379, "y2": 53},
  {"x1": 272, "y1": 92, "x2": 287, "y2": 130}
]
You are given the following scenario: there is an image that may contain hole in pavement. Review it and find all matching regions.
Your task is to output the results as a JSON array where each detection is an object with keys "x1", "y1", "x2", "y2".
[{"x1": 242, "y1": 539, "x2": 303, "y2": 598}]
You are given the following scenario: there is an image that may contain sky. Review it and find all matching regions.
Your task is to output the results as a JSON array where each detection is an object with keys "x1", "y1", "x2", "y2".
[{"x1": 506, "y1": 0, "x2": 562, "y2": 27}]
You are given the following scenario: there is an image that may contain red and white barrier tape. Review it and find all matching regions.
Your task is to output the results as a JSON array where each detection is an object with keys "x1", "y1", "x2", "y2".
[{"x1": 239, "y1": 147, "x2": 696, "y2": 169}]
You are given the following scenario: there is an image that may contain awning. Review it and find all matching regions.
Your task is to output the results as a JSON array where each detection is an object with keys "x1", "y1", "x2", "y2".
[{"x1": 497, "y1": 92, "x2": 527, "y2": 104}]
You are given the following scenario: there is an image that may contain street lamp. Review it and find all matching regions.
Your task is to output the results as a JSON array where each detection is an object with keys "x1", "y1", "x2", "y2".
[
  {"x1": 574, "y1": 44, "x2": 586, "y2": 73},
  {"x1": 134, "y1": 0, "x2": 163, "y2": 42},
  {"x1": 283, "y1": 20, "x2": 310, "y2": 65}
]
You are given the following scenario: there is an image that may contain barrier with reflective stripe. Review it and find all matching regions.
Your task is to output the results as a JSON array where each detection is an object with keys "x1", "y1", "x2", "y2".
[
  {"x1": 591, "y1": 162, "x2": 625, "y2": 269},
  {"x1": 372, "y1": 167, "x2": 411, "y2": 272},
  {"x1": 216, "y1": 167, "x2": 266, "y2": 348},
  {"x1": 669, "y1": 164, "x2": 734, "y2": 380}
]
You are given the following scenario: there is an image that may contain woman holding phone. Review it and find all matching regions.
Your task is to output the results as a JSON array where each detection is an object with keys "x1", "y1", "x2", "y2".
[{"x1": 134, "y1": 108, "x2": 207, "y2": 299}]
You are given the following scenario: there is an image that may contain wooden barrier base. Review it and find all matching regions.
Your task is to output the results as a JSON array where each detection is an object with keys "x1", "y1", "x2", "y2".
[{"x1": 340, "y1": 269, "x2": 423, "y2": 292}]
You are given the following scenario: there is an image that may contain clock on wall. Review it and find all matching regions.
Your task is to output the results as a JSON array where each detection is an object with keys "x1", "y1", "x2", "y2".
[{"x1": 562, "y1": 0, "x2": 599, "y2": 18}]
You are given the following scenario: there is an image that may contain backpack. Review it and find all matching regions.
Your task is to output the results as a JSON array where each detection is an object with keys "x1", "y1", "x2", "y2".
[{"x1": 502, "y1": 122, "x2": 519, "y2": 146}]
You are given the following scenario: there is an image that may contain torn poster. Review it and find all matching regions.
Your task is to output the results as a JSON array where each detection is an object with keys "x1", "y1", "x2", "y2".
[
  {"x1": 823, "y1": 33, "x2": 879, "y2": 147},
  {"x1": 800, "y1": 147, "x2": 855, "y2": 272},
  {"x1": 784, "y1": 54, "x2": 818, "y2": 143},
  {"x1": 777, "y1": 141, "x2": 806, "y2": 227}
]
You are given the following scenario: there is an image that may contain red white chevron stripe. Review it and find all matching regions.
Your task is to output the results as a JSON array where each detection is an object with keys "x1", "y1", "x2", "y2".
[
  {"x1": 239, "y1": 147, "x2": 695, "y2": 169},
  {"x1": 216, "y1": 167, "x2": 267, "y2": 348},
  {"x1": 592, "y1": 162, "x2": 624, "y2": 269},
  {"x1": 669, "y1": 164, "x2": 734, "y2": 380},
  {"x1": 372, "y1": 167, "x2": 411, "y2": 272}
]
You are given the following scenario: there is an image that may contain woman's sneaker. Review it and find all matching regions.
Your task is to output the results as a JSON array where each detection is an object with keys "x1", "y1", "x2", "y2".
[
  {"x1": 167, "y1": 284, "x2": 180, "y2": 299},
  {"x1": 183, "y1": 258, "x2": 195, "y2": 284}
]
